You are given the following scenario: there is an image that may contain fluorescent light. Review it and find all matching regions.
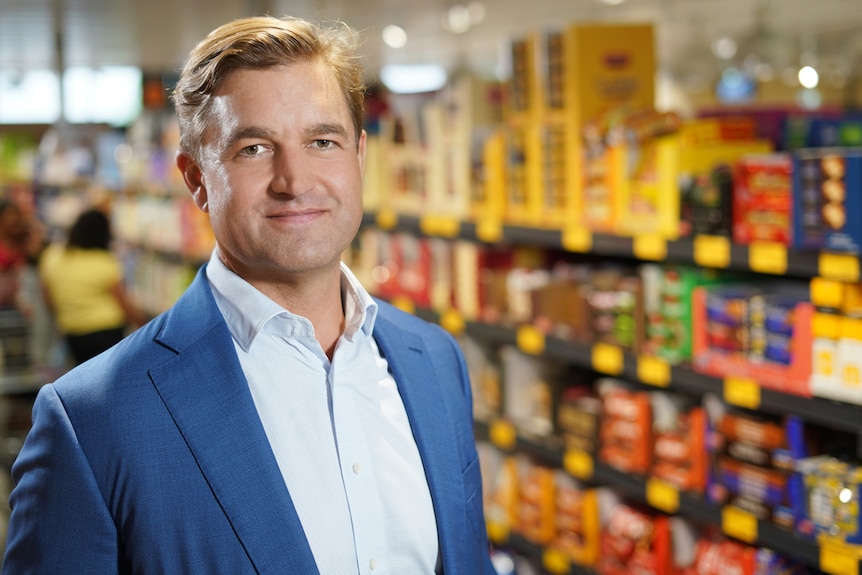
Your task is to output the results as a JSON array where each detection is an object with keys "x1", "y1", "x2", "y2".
[
  {"x1": 0, "y1": 70, "x2": 60, "y2": 124},
  {"x1": 64, "y1": 66, "x2": 143, "y2": 126},
  {"x1": 380, "y1": 64, "x2": 447, "y2": 94}
]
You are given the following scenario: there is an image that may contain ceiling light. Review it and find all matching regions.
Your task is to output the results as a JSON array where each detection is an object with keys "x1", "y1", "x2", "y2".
[
  {"x1": 382, "y1": 25, "x2": 408, "y2": 49},
  {"x1": 798, "y1": 65, "x2": 819, "y2": 89},
  {"x1": 442, "y1": 2, "x2": 486, "y2": 34},
  {"x1": 380, "y1": 64, "x2": 448, "y2": 94},
  {"x1": 712, "y1": 37, "x2": 737, "y2": 60},
  {"x1": 598, "y1": 0, "x2": 626, "y2": 5},
  {"x1": 445, "y1": 5, "x2": 472, "y2": 34}
]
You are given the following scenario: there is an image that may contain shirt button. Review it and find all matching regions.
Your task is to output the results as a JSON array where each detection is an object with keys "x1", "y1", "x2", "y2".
[
  {"x1": 352, "y1": 462, "x2": 361, "y2": 474},
  {"x1": 369, "y1": 558, "x2": 377, "y2": 570}
]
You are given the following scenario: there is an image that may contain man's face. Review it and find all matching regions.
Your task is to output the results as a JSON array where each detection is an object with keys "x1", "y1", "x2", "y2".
[{"x1": 182, "y1": 61, "x2": 365, "y2": 289}]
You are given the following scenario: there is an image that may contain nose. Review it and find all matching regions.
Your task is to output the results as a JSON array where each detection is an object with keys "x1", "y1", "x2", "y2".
[{"x1": 269, "y1": 149, "x2": 313, "y2": 198}]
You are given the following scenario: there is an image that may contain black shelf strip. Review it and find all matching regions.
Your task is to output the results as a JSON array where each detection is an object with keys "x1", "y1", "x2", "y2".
[
  {"x1": 361, "y1": 212, "x2": 833, "y2": 279},
  {"x1": 499, "y1": 533, "x2": 596, "y2": 575}
]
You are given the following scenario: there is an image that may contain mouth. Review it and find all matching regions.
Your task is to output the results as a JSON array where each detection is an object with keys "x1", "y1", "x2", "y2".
[{"x1": 266, "y1": 208, "x2": 327, "y2": 220}]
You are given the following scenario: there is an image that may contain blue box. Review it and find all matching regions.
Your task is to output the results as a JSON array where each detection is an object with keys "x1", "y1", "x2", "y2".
[{"x1": 793, "y1": 147, "x2": 862, "y2": 254}]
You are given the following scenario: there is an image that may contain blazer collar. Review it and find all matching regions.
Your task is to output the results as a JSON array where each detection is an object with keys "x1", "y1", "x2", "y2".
[
  {"x1": 151, "y1": 269, "x2": 320, "y2": 574},
  {"x1": 372, "y1": 305, "x2": 469, "y2": 574}
]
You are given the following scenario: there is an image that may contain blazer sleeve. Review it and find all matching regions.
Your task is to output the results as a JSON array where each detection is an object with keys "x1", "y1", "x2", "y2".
[{"x1": 3, "y1": 384, "x2": 120, "y2": 575}]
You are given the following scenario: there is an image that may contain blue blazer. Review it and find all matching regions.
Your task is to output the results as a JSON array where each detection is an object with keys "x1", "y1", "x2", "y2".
[{"x1": 3, "y1": 268, "x2": 496, "y2": 574}]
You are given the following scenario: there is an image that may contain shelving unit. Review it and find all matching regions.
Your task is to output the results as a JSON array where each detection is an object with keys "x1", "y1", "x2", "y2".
[
  {"x1": 408, "y1": 306, "x2": 862, "y2": 443},
  {"x1": 475, "y1": 418, "x2": 844, "y2": 574},
  {"x1": 361, "y1": 209, "x2": 862, "y2": 575}
]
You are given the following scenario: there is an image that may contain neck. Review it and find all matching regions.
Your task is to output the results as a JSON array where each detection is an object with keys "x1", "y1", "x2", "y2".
[{"x1": 258, "y1": 266, "x2": 346, "y2": 359}]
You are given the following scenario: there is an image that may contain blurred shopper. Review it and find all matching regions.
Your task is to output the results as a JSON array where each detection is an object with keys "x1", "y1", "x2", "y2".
[
  {"x1": 38, "y1": 208, "x2": 143, "y2": 364},
  {"x1": 0, "y1": 199, "x2": 29, "y2": 309}
]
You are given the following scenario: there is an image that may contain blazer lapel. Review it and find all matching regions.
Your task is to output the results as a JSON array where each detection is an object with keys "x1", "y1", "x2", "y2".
[
  {"x1": 150, "y1": 271, "x2": 319, "y2": 574},
  {"x1": 373, "y1": 313, "x2": 469, "y2": 574}
]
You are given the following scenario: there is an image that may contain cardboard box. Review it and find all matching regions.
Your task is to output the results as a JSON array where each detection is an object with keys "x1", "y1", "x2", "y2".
[{"x1": 793, "y1": 147, "x2": 862, "y2": 254}]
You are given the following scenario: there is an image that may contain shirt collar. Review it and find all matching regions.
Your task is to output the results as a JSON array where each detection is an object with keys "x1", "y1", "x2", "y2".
[{"x1": 205, "y1": 248, "x2": 378, "y2": 352}]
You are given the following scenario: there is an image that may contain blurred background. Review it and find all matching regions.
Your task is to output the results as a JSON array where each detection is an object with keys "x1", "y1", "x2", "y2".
[
  {"x1": 1, "y1": 0, "x2": 861, "y2": 122},
  {"x1": 3, "y1": 2, "x2": 862, "y2": 573}
]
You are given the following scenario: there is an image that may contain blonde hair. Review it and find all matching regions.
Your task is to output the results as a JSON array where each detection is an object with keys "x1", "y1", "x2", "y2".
[{"x1": 172, "y1": 15, "x2": 365, "y2": 160}]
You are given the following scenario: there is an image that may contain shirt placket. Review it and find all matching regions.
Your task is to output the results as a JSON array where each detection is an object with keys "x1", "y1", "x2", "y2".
[{"x1": 330, "y1": 335, "x2": 388, "y2": 574}]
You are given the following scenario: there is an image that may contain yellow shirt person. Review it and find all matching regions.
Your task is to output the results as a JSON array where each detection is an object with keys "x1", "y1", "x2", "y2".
[{"x1": 38, "y1": 209, "x2": 143, "y2": 365}]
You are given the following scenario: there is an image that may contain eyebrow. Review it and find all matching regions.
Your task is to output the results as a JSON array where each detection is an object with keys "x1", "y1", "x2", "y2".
[
  {"x1": 223, "y1": 126, "x2": 275, "y2": 151},
  {"x1": 224, "y1": 123, "x2": 351, "y2": 150},
  {"x1": 306, "y1": 123, "x2": 350, "y2": 140}
]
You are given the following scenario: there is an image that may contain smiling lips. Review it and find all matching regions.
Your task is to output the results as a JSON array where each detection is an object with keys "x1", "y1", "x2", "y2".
[{"x1": 266, "y1": 208, "x2": 327, "y2": 220}]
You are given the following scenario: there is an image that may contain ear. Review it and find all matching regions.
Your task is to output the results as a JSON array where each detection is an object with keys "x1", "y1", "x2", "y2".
[
  {"x1": 176, "y1": 151, "x2": 209, "y2": 212},
  {"x1": 357, "y1": 129, "x2": 367, "y2": 175}
]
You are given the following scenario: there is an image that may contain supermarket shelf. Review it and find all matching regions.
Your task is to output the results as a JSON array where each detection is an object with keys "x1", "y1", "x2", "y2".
[
  {"x1": 411, "y1": 308, "x2": 862, "y2": 439},
  {"x1": 474, "y1": 420, "x2": 846, "y2": 573},
  {"x1": 362, "y1": 212, "x2": 855, "y2": 281}
]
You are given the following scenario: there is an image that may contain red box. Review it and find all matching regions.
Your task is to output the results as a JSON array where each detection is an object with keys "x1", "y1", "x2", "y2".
[{"x1": 732, "y1": 154, "x2": 793, "y2": 245}]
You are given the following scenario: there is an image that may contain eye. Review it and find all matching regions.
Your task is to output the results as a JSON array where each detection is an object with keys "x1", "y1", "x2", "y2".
[
  {"x1": 239, "y1": 144, "x2": 264, "y2": 156},
  {"x1": 312, "y1": 139, "x2": 336, "y2": 150}
]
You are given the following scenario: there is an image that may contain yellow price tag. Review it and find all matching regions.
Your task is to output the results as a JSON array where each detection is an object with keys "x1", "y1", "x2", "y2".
[
  {"x1": 633, "y1": 233, "x2": 667, "y2": 261},
  {"x1": 820, "y1": 253, "x2": 861, "y2": 282},
  {"x1": 439, "y1": 217, "x2": 461, "y2": 238},
  {"x1": 542, "y1": 548, "x2": 570, "y2": 575},
  {"x1": 420, "y1": 215, "x2": 440, "y2": 236},
  {"x1": 376, "y1": 209, "x2": 398, "y2": 230},
  {"x1": 694, "y1": 235, "x2": 731, "y2": 268},
  {"x1": 516, "y1": 325, "x2": 546, "y2": 355},
  {"x1": 724, "y1": 377, "x2": 761, "y2": 410},
  {"x1": 563, "y1": 449, "x2": 594, "y2": 481},
  {"x1": 485, "y1": 520, "x2": 510, "y2": 545},
  {"x1": 637, "y1": 355, "x2": 671, "y2": 387},
  {"x1": 489, "y1": 419, "x2": 517, "y2": 450},
  {"x1": 811, "y1": 277, "x2": 845, "y2": 309},
  {"x1": 562, "y1": 226, "x2": 592, "y2": 252},
  {"x1": 439, "y1": 308, "x2": 465, "y2": 336},
  {"x1": 749, "y1": 241, "x2": 788, "y2": 275},
  {"x1": 592, "y1": 342, "x2": 623, "y2": 375},
  {"x1": 821, "y1": 546, "x2": 860, "y2": 575},
  {"x1": 646, "y1": 477, "x2": 680, "y2": 514},
  {"x1": 722, "y1": 506, "x2": 758, "y2": 543},
  {"x1": 391, "y1": 296, "x2": 415, "y2": 315},
  {"x1": 476, "y1": 218, "x2": 503, "y2": 243}
]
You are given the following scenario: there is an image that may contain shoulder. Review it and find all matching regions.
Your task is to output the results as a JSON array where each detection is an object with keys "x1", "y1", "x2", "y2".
[
  {"x1": 374, "y1": 298, "x2": 449, "y2": 341},
  {"x1": 53, "y1": 313, "x2": 170, "y2": 396},
  {"x1": 37, "y1": 243, "x2": 62, "y2": 269},
  {"x1": 373, "y1": 298, "x2": 464, "y2": 363}
]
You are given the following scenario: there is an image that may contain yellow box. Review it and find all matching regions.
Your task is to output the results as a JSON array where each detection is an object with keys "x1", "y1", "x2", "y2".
[
  {"x1": 498, "y1": 24, "x2": 656, "y2": 232},
  {"x1": 564, "y1": 23, "x2": 655, "y2": 232},
  {"x1": 614, "y1": 134, "x2": 680, "y2": 238}
]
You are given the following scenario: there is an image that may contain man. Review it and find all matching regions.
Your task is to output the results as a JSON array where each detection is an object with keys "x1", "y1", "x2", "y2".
[{"x1": 3, "y1": 15, "x2": 496, "y2": 574}]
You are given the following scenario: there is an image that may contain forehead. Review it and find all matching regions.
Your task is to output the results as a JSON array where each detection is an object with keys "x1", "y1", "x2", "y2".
[{"x1": 210, "y1": 62, "x2": 349, "y2": 126}]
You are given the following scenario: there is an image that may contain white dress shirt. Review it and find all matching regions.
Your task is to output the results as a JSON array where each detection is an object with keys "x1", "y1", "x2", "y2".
[{"x1": 205, "y1": 249, "x2": 439, "y2": 574}]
